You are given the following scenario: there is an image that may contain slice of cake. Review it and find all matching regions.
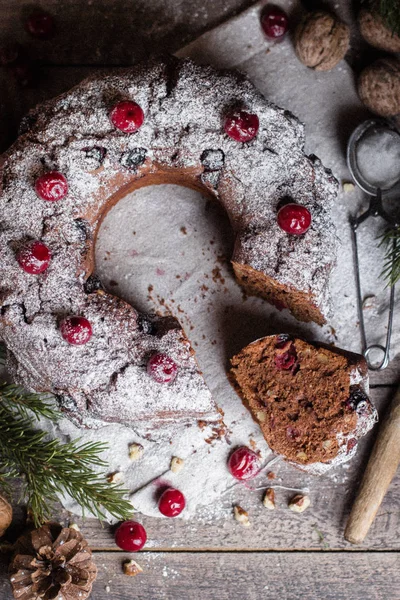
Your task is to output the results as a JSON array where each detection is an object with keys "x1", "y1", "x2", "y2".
[{"x1": 231, "y1": 334, "x2": 378, "y2": 474}]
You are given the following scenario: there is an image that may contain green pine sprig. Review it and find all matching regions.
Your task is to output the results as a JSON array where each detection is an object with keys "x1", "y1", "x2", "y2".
[
  {"x1": 379, "y1": 226, "x2": 400, "y2": 287},
  {"x1": 378, "y1": 0, "x2": 400, "y2": 36},
  {"x1": 0, "y1": 377, "x2": 133, "y2": 527},
  {"x1": 0, "y1": 383, "x2": 61, "y2": 422}
]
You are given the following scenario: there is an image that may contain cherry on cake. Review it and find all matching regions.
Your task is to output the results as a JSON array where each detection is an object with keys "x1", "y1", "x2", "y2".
[
  {"x1": 0, "y1": 56, "x2": 337, "y2": 430},
  {"x1": 231, "y1": 335, "x2": 378, "y2": 473}
]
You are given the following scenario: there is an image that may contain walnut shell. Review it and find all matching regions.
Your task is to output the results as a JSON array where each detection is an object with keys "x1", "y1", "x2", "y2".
[
  {"x1": 358, "y1": 57, "x2": 400, "y2": 117},
  {"x1": 358, "y1": 8, "x2": 400, "y2": 53},
  {"x1": 0, "y1": 495, "x2": 12, "y2": 537},
  {"x1": 295, "y1": 11, "x2": 350, "y2": 71}
]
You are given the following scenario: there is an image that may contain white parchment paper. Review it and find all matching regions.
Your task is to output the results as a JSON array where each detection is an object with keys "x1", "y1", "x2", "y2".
[{"x1": 16, "y1": 1, "x2": 400, "y2": 521}]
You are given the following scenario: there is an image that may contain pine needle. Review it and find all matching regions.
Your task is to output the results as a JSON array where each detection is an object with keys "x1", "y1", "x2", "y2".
[
  {"x1": 0, "y1": 386, "x2": 133, "y2": 526},
  {"x1": 0, "y1": 383, "x2": 61, "y2": 422},
  {"x1": 0, "y1": 344, "x2": 5, "y2": 366},
  {"x1": 378, "y1": 0, "x2": 400, "y2": 36},
  {"x1": 379, "y1": 226, "x2": 400, "y2": 286}
]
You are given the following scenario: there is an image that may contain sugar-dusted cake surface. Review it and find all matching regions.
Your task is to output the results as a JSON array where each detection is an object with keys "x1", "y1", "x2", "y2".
[
  {"x1": 231, "y1": 335, "x2": 378, "y2": 474},
  {"x1": 0, "y1": 56, "x2": 337, "y2": 428}
]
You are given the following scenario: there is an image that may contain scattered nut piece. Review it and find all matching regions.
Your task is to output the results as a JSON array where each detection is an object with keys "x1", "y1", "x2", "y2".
[
  {"x1": 267, "y1": 471, "x2": 276, "y2": 480},
  {"x1": 233, "y1": 505, "x2": 250, "y2": 527},
  {"x1": 107, "y1": 471, "x2": 123, "y2": 484},
  {"x1": 69, "y1": 523, "x2": 80, "y2": 531},
  {"x1": 343, "y1": 182, "x2": 355, "y2": 193},
  {"x1": 129, "y1": 443, "x2": 144, "y2": 461},
  {"x1": 262, "y1": 488, "x2": 276, "y2": 510},
  {"x1": 362, "y1": 295, "x2": 378, "y2": 311},
  {"x1": 170, "y1": 456, "x2": 184, "y2": 474},
  {"x1": 288, "y1": 494, "x2": 311, "y2": 513},
  {"x1": 123, "y1": 559, "x2": 143, "y2": 577}
]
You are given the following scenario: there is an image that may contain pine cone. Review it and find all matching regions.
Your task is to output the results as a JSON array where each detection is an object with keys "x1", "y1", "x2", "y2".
[{"x1": 9, "y1": 523, "x2": 97, "y2": 600}]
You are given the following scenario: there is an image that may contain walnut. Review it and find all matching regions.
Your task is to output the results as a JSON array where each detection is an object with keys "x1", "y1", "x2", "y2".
[
  {"x1": 358, "y1": 57, "x2": 400, "y2": 117},
  {"x1": 288, "y1": 494, "x2": 311, "y2": 513},
  {"x1": 358, "y1": 8, "x2": 400, "y2": 53},
  {"x1": 262, "y1": 488, "x2": 276, "y2": 510},
  {"x1": 295, "y1": 11, "x2": 350, "y2": 71}
]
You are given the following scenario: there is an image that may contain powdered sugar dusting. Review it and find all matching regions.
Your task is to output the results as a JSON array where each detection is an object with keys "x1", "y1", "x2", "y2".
[{"x1": 0, "y1": 57, "x2": 336, "y2": 429}]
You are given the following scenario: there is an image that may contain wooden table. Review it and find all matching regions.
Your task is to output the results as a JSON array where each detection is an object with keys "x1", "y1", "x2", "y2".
[{"x1": 1, "y1": 1, "x2": 400, "y2": 598}]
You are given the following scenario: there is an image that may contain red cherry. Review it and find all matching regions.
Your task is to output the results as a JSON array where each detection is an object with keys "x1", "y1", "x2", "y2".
[
  {"x1": 277, "y1": 203, "x2": 311, "y2": 235},
  {"x1": 110, "y1": 101, "x2": 144, "y2": 133},
  {"x1": 260, "y1": 5, "x2": 289, "y2": 40},
  {"x1": 158, "y1": 488, "x2": 186, "y2": 518},
  {"x1": 25, "y1": 12, "x2": 55, "y2": 40},
  {"x1": 224, "y1": 110, "x2": 259, "y2": 142},
  {"x1": 35, "y1": 172, "x2": 68, "y2": 202},
  {"x1": 347, "y1": 438, "x2": 358, "y2": 453},
  {"x1": 17, "y1": 241, "x2": 51, "y2": 274},
  {"x1": 60, "y1": 316, "x2": 92, "y2": 345},
  {"x1": 228, "y1": 446, "x2": 260, "y2": 481},
  {"x1": 115, "y1": 521, "x2": 147, "y2": 552},
  {"x1": 147, "y1": 353, "x2": 177, "y2": 383}
]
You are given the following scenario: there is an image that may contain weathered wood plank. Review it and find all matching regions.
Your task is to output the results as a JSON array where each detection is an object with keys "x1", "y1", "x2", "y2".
[
  {"x1": 7, "y1": 387, "x2": 400, "y2": 551},
  {"x1": 2, "y1": 551, "x2": 399, "y2": 600},
  {"x1": 0, "y1": 0, "x2": 255, "y2": 65}
]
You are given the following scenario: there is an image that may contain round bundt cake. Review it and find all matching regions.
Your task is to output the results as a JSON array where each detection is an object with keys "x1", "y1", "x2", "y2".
[{"x1": 0, "y1": 56, "x2": 337, "y2": 428}]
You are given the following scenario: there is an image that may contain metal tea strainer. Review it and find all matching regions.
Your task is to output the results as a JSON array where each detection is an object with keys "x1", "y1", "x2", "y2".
[{"x1": 347, "y1": 119, "x2": 400, "y2": 371}]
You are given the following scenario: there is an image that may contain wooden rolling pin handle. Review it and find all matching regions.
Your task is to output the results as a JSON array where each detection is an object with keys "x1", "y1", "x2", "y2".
[{"x1": 345, "y1": 385, "x2": 400, "y2": 545}]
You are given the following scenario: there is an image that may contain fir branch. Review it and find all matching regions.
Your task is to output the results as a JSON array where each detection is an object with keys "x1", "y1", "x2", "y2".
[
  {"x1": 379, "y1": 226, "x2": 400, "y2": 286},
  {"x1": 0, "y1": 383, "x2": 61, "y2": 422},
  {"x1": 378, "y1": 0, "x2": 400, "y2": 36},
  {"x1": 0, "y1": 402, "x2": 133, "y2": 527}
]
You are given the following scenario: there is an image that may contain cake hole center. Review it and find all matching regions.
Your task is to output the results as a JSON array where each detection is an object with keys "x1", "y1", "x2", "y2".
[{"x1": 95, "y1": 183, "x2": 235, "y2": 377}]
